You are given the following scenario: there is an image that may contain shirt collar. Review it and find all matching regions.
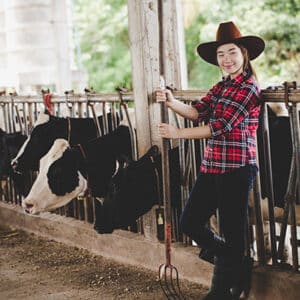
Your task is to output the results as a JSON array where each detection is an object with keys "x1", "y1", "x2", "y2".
[{"x1": 223, "y1": 69, "x2": 250, "y2": 86}]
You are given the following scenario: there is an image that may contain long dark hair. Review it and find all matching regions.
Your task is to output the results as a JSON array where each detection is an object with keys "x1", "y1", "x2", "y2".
[{"x1": 238, "y1": 44, "x2": 257, "y2": 80}]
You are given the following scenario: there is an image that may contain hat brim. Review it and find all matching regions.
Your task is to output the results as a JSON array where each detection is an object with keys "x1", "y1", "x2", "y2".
[{"x1": 197, "y1": 36, "x2": 265, "y2": 65}]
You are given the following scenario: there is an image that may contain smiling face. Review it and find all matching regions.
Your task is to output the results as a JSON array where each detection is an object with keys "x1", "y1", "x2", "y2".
[{"x1": 216, "y1": 43, "x2": 244, "y2": 79}]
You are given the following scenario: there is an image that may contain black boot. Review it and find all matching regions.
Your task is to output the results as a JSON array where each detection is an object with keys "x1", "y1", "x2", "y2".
[
  {"x1": 231, "y1": 256, "x2": 254, "y2": 299},
  {"x1": 198, "y1": 235, "x2": 227, "y2": 265},
  {"x1": 199, "y1": 248, "x2": 215, "y2": 264},
  {"x1": 202, "y1": 257, "x2": 234, "y2": 300}
]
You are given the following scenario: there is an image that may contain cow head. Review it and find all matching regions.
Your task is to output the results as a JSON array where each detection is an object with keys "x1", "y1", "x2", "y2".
[
  {"x1": 11, "y1": 111, "x2": 63, "y2": 172},
  {"x1": 0, "y1": 129, "x2": 27, "y2": 179},
  {"x1": 47, "y1": 145, "x2": 86, "y2": 196},
  {"x1": 0, "y1": 129, "x2": 31, "y2": 195},
  {"x1": 22, "y1": 139, "x2": 87, "y2": 214}
]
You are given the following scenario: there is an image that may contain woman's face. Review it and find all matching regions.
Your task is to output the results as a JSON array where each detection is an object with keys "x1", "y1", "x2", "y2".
[{"x1": 216, "y1": 43, "x2": 244, "y2": 79}]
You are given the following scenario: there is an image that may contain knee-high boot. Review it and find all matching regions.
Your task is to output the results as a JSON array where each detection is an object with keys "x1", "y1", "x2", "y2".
[
  {"x1": 231, "y1": 256, "x2": 254, "y2": 299},
  {"x1": 199, "y1": 234, "x2": 227, "y2": 264},
  {"x1": 202, "y1": 256, "x2": 234, "y2": 300}
]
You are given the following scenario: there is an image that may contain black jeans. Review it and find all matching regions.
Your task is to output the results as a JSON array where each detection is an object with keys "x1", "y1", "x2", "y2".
[{"x1": 180, "y1": 165, "x2": 257, "y2": 262}]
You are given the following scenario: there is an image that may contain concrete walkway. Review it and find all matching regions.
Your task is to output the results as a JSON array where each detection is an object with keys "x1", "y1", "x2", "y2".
[{"x1": 1, "y1": 201, "x2": 300, "y2": 300}]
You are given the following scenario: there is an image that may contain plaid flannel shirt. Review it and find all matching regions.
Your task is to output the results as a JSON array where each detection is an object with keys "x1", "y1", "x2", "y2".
[{"x1": 193, "y1": 70, "x2": 261, "y2": 174}]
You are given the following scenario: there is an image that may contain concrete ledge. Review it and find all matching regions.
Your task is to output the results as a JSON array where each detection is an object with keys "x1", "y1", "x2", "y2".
[
  {"x1": 0, "y1": 201, "x2": 212, "y2": 286},
  {"x1": 1, "y1": 201, "x2": 300, "y2": 299}
]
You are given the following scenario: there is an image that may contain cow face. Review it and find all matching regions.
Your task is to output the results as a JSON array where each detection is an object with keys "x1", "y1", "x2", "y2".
[
  {"x1": 0, "y1": 129, "x2": 27, "y2": 179},
  {"x1": 22, "y1": 139, "x2": 87, "y2": 214},
  {"x1": 12, "y1": 111, "x2": 61, "y2": 172}
]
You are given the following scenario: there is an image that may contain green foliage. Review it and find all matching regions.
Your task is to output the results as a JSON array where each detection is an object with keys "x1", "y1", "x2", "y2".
[
  {"x1": 185, "y1": 0, "x2": 300, "y2": 88},
  {"x1": 73, "y1": 0, "x2": 131, "y2": 92},
  {"x1": 73, "y1": 0, "x2": 300, "y2": 91}
]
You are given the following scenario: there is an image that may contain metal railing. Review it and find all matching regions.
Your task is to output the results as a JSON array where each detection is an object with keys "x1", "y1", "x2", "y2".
[{"x1": 0, "y1": 86, "x2": 299, "y2": 271}]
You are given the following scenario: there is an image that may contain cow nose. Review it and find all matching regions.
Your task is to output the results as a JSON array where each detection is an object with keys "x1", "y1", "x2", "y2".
[{"x1": 23, "y1": 202, "x2": 34, "y2": 214}]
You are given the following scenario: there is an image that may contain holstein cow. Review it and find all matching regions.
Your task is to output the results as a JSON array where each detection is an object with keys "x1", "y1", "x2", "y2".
[
  {"x1": 22, "y1": 126, "x2": 161, "y2": 232},
  {"x1": 22, "y1": 125, "x2": 132, "y2": 213},
  {"x1": 11, "y1": 110, "x2": 119, "y2": 173},
  {"x1": 0, "y1": 128, "x2": 31, "y2": 196}
]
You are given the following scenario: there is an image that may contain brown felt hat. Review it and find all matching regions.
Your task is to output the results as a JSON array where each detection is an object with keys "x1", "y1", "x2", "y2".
[{"x1": 197, "y1": 21, "x2": 265, "y2": 65}]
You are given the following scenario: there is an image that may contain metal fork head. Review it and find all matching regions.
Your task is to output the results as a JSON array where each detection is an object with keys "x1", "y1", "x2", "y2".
[{"x1": 159, "y1": 263, "x2": 185, "y2": 300}]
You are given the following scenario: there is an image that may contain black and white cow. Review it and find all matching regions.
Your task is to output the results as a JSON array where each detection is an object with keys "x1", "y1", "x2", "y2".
[
  {"x1": 22, "y1": 126, "x2": 162, "y2": 232},
  {"x1": 0, "y1": 128, "x2": 31, "y2": 195},
  {"x1": 21, "y1": 138, "x2": 88, "y2": 213},
  {"x1": 12, "y1": 110, "x2": 118, "y2": 173},
  {"x1": 22, "y1": 125, "x2": 133, "y2": 214}
]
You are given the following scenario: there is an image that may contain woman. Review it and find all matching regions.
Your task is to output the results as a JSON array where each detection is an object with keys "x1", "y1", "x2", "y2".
[{"x1": 156, "y1": 21, "x2": 265, "y2": 299}]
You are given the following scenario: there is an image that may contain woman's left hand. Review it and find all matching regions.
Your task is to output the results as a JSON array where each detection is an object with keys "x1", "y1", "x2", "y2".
[{"x1": 158, "y1": 123, "x2": 180, "y2": 139}]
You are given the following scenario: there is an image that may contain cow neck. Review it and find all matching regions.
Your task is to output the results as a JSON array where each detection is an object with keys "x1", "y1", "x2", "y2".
[
  {"x1": 113, "y1": 125, "x2": 132, "y2": 159},
  {"x1": 76, "y1": 143, "x2": 92, "y2": 197}
]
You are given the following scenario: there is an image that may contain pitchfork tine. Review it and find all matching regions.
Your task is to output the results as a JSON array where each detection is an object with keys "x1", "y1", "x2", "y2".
[{"x1": 159, "y1": 264, "x2": 185, "y2": 299}]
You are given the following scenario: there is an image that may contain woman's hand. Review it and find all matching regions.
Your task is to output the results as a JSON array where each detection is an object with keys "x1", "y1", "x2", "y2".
[
  {"x1": 158, "y1": 123, "x2": 180, "y2": 139},
  {"x1": 155, "y1": 88, "x2": 175, "y2": 107}
]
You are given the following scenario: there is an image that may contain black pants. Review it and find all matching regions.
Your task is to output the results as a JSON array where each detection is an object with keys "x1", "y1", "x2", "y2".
[{"x1": 180, "y1": 165, "x2": 257, "y2": 262}]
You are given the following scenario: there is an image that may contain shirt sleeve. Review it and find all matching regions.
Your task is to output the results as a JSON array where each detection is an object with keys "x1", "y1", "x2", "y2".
[
  {"x1": 209, "y1": 83, "x2": 260, "y2": 137},
  {"x1": 192, "y1": 87, "x2": 215, "y2": 123}
]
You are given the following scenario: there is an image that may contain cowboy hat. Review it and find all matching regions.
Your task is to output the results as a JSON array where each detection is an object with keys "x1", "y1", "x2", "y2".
[{"x1": 197, "y1": 21, "x2": 265, "y2": 65}]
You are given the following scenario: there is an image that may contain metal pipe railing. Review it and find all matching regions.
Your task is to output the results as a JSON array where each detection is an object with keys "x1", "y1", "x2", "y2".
[{"x1": 0, "y1": 87, "x2": 299, "y2": 271}]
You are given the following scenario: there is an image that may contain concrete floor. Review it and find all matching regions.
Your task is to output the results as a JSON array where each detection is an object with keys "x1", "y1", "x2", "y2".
[{"x1": 1, "y1": 201, "x2": 300, "y2": 300}]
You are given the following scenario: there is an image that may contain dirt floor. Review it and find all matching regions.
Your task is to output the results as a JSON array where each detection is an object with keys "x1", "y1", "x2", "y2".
[{"x1": 0, "y1": 225, "x2": 208, "y2": 300}]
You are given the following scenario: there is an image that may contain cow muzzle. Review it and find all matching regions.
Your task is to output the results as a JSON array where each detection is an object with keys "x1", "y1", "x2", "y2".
[{"x1": 22, "y1": 201, "x2": 35, "y2": 214}]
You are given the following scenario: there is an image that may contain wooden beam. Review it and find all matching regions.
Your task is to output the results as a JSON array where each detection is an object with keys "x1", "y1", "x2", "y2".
[
  {"x1": 127, "y1": 0, "x2": 188, "y2": 240},
  {"x1": 127, "y1": 0, "x2": 161, "y2": 240}
]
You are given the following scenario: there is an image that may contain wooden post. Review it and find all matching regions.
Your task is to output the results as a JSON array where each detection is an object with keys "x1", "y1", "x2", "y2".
[{"x1": 127, "y1": 0, "x2": 188, "y2": 240}]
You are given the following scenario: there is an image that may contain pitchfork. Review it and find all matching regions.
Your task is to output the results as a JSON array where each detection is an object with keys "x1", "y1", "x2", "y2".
[{"x1": 158, "y1": 76, "x2": 185, "y2": 300}]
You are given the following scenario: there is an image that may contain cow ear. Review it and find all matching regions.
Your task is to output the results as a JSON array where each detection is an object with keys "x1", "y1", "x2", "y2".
[{"x1": 47, "y1": 155, "x2": 80, "y2": 196}]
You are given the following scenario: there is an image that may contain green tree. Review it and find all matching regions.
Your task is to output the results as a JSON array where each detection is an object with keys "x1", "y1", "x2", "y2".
[
  {"x1": 73, "y1": 0, "x2": 131, "y2": 92},
  {"x1": 73, "y1": 0, "x2": 300, "y2": 91},
  {"x1": 184, "y1": 0, "x2": 300, "y2": 88}
]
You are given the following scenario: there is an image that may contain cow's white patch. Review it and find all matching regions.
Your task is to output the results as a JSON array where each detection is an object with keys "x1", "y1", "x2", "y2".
[
  {"x1": 22, "y1": 138, "x2": 87, "y2": 214},
  {"x1": 11, "y1": 112, "x2": 50, "y2": 164},
  {"x1": 34, "y1": 112, "x2": 50, "y2": 127}
]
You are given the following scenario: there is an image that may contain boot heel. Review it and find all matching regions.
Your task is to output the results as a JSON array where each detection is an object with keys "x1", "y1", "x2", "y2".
[{"x1": 231, "y1": 256, "x2": 254, "y2": 299}]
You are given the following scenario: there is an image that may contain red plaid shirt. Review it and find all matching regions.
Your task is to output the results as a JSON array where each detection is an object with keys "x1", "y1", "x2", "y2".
[{"x1": 193, "y1": 70, "x2": 261, "y2": 174}]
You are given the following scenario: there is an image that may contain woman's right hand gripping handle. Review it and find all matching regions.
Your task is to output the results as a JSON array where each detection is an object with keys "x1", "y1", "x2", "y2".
[{"x1": 155, "y1": 88, "x2": 175, "y2": 108}]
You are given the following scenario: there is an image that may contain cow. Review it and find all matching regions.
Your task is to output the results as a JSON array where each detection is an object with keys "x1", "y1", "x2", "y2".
[
  {"x1": 22, "y1": 125, "x2": 133, "y2": 214},
  {"x1": 22, "y1": 138, "x2": 88, "y2": 214},
  {"x1": 93, "y1": 145, "x2": 160, "y2": 233},
  {"x1": 11, "y1": 110, "x2": 119, "y2": 173},
  {"x1": 0, "y1": 128, "x2": 31, "y2": 196},
  {"x1": 22, "y1": 127, "x2": 163, "y2": 232}
]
